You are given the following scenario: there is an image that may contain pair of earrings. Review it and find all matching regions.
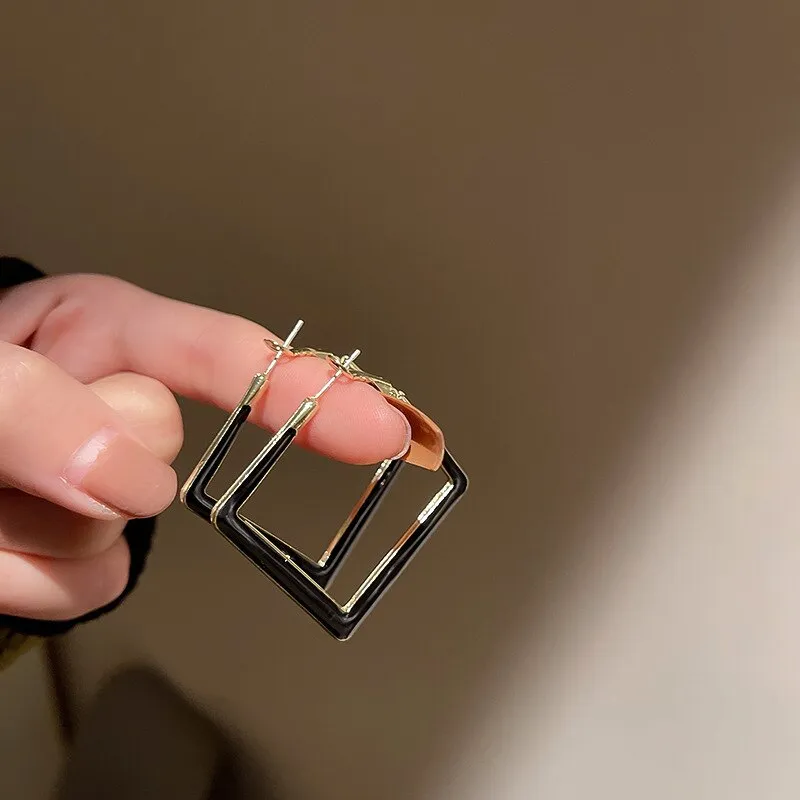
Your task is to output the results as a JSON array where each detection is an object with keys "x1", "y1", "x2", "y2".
[{"x1": 180, "y1": 320, "x2": 468, "y2": 640}]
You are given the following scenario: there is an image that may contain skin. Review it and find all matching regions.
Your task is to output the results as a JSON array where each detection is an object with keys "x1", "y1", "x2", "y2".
[{"x1": 0, "y1": 273, "x2": 411, "y2": 621}]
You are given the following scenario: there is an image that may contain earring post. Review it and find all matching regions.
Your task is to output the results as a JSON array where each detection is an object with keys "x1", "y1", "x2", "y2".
[
  {"x1": 263, "y1": 318, "x2": 304, "y2": 378},
  {"x1": 312, "y1": 348, "x2": 361, "y2": 399}
]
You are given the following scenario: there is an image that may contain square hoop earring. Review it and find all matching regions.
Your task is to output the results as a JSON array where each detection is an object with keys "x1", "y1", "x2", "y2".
[
  {"x1": 179, "y1": 321, "x2": 401, "y2": 586},
  {"x1": 180, "y1": 324, "x2": 468, "y2": 640}
]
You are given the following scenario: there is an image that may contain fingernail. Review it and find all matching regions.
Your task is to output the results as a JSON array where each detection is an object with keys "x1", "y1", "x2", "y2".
[
  {"x1": 389, "y1": 408, "x2": 413, "y2": 460},
  {"x1": 63, "y1": 426, "x2": 177, "y2": 518}
]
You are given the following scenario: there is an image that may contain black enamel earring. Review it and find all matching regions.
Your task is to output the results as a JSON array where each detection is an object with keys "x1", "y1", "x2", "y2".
[{"x1": 180, "y1": 321, "x2": 468, "y2": 640}]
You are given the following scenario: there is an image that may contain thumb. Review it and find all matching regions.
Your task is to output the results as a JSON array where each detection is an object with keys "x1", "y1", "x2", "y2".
[{"x1": 0, "y1": 343, "x2": 177, "y2": 520}]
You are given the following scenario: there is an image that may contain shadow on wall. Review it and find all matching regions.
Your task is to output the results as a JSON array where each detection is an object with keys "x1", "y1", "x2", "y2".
[
  {"x1": 3, "y1": 2, "x2": 800, "y2": 799},
  {"x1": 55, "y1": 664, "x2": 279, "y2": 800}
]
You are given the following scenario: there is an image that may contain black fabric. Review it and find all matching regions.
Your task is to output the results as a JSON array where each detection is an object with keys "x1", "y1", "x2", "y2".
[
  {"x1": 0, "y1": 256, "x2": 157, "y2": 637},
  {"x1": 0, "y1": 255, "x2": 47, "y2": 289}
]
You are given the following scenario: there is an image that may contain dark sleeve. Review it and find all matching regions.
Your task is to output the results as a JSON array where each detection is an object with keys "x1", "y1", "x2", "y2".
[{"x1": 0, "y1": 256, "x2": 156, "y2": 638}]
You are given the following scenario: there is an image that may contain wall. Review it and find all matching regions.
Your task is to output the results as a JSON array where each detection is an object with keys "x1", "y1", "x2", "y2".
[
  {"x1": 2, "y1": 3, "x2": 800, "y2": 798},
  {"x1": 0, "y1": 649, "x2": 62, "y2": 800}
]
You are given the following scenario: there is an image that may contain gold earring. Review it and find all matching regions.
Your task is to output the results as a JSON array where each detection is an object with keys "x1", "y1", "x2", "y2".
[{"x1": 181, "y1": 324, "x2": 468, "y2": 640}]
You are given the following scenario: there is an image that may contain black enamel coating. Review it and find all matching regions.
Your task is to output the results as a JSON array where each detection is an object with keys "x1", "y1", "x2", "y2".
[
  {"x1": 183, "y1": 405, "x2": 321, "y2": 575},
  {"x1": 314, "y1": 457, "x2": 404, "y2": 584},
  {"x1": 183, "y1": 404, "x2": 404, "y2": 585},
  {"x1": 213, "y1": 446, "x2": 468, "y2": 640}
]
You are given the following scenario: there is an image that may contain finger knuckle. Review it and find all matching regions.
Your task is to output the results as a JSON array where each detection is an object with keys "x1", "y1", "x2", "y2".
[{"x1": 57, "y1": 272, "x2": 136, "y2": 296}]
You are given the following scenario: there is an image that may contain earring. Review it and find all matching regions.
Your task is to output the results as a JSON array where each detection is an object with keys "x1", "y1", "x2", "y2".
[
  {"x1": 180, "y1": 324, "x2": 405, "y2": 586},
  {"x1": 179, "y1": 320, "x2": 329, "y2": 576},
  {"x1": 180, "y1": 324, "x2": 468, "y2": 640}
]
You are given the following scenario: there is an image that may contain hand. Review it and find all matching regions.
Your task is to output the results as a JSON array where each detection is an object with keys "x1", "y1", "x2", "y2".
[{"x1": 0, "y1": 273, "x2": 411, "y2": 621}]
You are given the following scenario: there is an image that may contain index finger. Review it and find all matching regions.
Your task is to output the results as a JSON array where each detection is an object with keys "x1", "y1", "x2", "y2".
[
  {"x1": 125, "y1": 293, "x2": 412, "y2": 464},
  {"x1": 2, "y1": 276, "x2": 412, "y2": 466}
]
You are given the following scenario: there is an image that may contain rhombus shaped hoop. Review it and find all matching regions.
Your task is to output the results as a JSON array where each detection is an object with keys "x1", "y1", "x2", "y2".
[{"x1": 180, "y1": 320, "x2": 468, "y2": 640}]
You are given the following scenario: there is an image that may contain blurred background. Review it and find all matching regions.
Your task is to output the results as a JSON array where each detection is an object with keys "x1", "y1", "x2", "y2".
[{"x1": 3, "y1": 2, "x2": 800, "y2": 798}]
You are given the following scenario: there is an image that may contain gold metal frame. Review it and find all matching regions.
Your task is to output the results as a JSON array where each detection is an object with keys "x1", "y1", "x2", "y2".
[{"x1": 180, "y1": 321, "x2": 468, "y2": 640}]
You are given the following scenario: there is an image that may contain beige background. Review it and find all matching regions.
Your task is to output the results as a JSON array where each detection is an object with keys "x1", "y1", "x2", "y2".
[{"x1": 3, "y1": 2, "x2": 800, "y2": 798}]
